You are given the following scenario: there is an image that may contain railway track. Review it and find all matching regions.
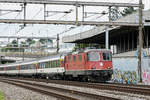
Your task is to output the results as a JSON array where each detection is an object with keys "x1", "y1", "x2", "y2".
[
  {"x1": 0, "y1": 77, "x2": 119, "y2": 100},
  {"x1": 7, "y1": 77, "x2": 150, "y2": 96},
  {"x1": 39, "y1": 79, "x2": 150, "y2": 96}
]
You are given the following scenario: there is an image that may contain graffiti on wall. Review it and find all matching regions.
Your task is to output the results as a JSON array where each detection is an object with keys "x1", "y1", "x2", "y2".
[
  {"x1": 112, "y1": 69, "x2": 137, "y2": 84},
  {"x1": 112, "y1": 58, "x2": 150, "y2": 85},
  {"x1": 142, "y1": 69, "x2": 150, "y2": 85}
]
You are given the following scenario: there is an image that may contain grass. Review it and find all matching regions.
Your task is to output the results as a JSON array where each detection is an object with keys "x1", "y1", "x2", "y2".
[{"x1": 0, "y1": 91, "x2": 4, "y2": 100}]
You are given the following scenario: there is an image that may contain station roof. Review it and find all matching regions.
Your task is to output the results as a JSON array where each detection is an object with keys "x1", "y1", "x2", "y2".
[{"x1": 62, "y1": 10, "x2": 150, "y2": 44}]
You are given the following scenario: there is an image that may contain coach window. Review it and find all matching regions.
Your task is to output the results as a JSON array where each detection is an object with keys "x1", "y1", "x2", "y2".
[
  {"x1": 48, "y1": 62, "x2": 50, "y2": 68},
  {"x1": 54, "y1": 60, "x2": 56, "y2": 67},
  {"x1": 79, "y1": 55, "x2": 82, "y2": 61},
  {"x1": 73, "y1": 55, "x2": 76, "y2": 62},
  {"x1": 29, "y1": 64, "x2": 31, "y2": 69},
  {"x1": 52, "y1": 61, "x2": 55, "y2": 68},
  {"x1": 20, "y1": 66, "x2": 22, "y2": 70},
  {"x1": 41, "y1": 63, "x2": 44, "y2": 69},
  {"x1": 0, "y1": 68, "x2": 3, "y2": 71},
  {"x1": 52, "y1": 61, "x2": 54, "y2": 68},
  {"x1": 27, "y1": 65, "x2": 29, "y2": 69},
  {"x1": 57, "y1": 60, "x2": 60, "y2": 67},
  {"x1": 22, "y1": 65, "x2": 24, "y2": 70},
  {"x1": 32, "y1": 64, "x2": 35, "y2": 69},
  {"x1": 48, "y1": 61, "x2": 50, "y2": 68},
  {"x1": 51, "y1": 61, "x2": 53, "y2": 68},
  {"x1": 38, "y1": 63, "x2": 41, "y2": 69},
  {"x1": 45, "y1": 62, "x2": 47, "y2": 68},
  {"x1": 50, "y1": 61, "x2": 52, "y2": 68},
  {"x1": 55, "y1": 60, "x2": 57, "y2": 67},
  {"x1": 45, "y1": 62, "x2": 49, "y2": 68}
]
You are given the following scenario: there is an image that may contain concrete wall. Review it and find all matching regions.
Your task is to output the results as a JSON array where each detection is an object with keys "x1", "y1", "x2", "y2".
[{"x1": 112, "y1": 57, "x2": 150, "y2": 85}]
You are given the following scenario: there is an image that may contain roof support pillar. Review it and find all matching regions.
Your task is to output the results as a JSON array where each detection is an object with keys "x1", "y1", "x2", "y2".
[
  {"x1": 138, "y1": 0, "x2": 143, "y2": 83},
  {"x1": 105, "y1": 26, "x2": 109, "y2": 49}
]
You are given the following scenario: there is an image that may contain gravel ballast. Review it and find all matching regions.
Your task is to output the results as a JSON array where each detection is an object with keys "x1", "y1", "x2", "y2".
[
  {"x1": 0, "y1": 80, "x2": 150, "y2": 100},
  {"x1": 0, "y1": 82, "x2": 56, "y2": 100}
]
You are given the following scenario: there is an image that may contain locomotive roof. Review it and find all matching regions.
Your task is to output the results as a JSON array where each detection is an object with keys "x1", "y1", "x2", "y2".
[
  {"x1": 84, "y1": 49, "x2": 111, "y2": 52},
  {"x1": 70, "y1": 49, "x2": 111, "y2": 55}
]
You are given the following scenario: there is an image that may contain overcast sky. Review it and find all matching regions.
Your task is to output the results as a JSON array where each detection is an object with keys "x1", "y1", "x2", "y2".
[{"x1": 0, "y1": 0, "x2": 149, "y2": 43}]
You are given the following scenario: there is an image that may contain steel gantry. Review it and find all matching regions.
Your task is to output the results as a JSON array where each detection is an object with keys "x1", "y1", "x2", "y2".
[
  {"x1": 0, "y1": 0, "x2": 140, "y2": 26},
  {"x1": 0, "y1": 0, "x2": 140, "y2": 7},
  {"x1": 0, "y1": 36, "x2": 56, "y2": 39},
  {"x1": 0, "y1": 19, "x2": 140, "y2": 26}
]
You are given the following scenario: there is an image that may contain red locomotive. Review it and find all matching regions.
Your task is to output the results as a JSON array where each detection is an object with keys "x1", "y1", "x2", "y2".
[{"x1": 64, "y1": 49, "x2": 113, "y2": 81}]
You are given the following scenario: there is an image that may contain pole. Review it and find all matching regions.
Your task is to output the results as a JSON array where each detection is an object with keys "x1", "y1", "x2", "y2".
[
  {"x1": 75, "y1": 3, "x2": 78, "y2": 25},
  {"x1": 44, "y1": 4, "x2": 46, "y2": 20},
  {"x1": 105, "y1": 6, "x2": 111, "y2": 49},
  {"x1": 106, "y1": 26, "x2": 109, "y2": 49},
  {"x1": 22, "y1": 49, "x2": 24, "y2": 61},
  {"x1": 24, "y1": 3, "x2": 26, "y2": 27},
  {"x1": 56, "y1": 34, "x2": 59, "y2": 53},
  {"x1": 82, "y1": 5, "x2": 84, "y2": 22},
  {"x1": 138, "y1": 0, "x2": 143, "y2": 83}
]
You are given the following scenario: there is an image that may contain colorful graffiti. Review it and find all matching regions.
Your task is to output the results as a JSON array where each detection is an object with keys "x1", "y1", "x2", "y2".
[
  {"x1": 142, "y1": 70, "x2": 150, "y2": 85},
  {"x1": 112, "y1": 57, "x2": 150, "y2": 85},
  {"x1": 112, "y1": 69, "x2": 138, "y2": 84}
]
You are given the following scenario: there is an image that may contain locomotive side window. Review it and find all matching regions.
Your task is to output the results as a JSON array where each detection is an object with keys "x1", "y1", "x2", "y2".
[
  {"x1": 103, "y1": 52, "x2": 112, "y2": 61},
  {"x1": 78, "y1": 55, "x2": 82, "y2": 61},
  {"x1": 87, "y1": 52, "x2": 100, "y2": 61},
  {"x1": 73, "y1": 55, "x2": 76, "y2": 62},
  {"x1": 68, "y1": 55, "x2": 71, "y2": 62}
]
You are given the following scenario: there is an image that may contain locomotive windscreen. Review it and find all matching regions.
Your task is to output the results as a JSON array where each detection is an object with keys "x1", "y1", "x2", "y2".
[
  {"x1": 87, "y1": 52, "x2": 100, "y2": 61},
  {"x1": 103, "y1": 52, "x2": 112, "y2": 61}
]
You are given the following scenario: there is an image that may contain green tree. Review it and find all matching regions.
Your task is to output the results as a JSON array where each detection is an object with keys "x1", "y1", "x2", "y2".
[
  {"x1": 121, "y1": 7, "x2": 136, "y2": 17},
  {"x1": 20, "y1": 41, "x2": 28, "y2": 47},
  {"x1": 11, "y1": 40, "x2": 18, "y2": 47},
  {"x1": 110, "y1": 7, "x2": 136, "y2": 21},
  {"x1": 26, "y1": 38, "x2": 35, "y2": 45},
  {"x1": 110, "y1": 7, "x2": 122, "y2": 21},
  {"x1": 39, "y1": 39, "x2": 53, "y2": 44}
]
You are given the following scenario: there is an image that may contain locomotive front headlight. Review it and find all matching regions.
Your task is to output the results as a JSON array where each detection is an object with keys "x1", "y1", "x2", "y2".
[{"x1": 99, "y1": 62, "x2": 103, "y2": 67}]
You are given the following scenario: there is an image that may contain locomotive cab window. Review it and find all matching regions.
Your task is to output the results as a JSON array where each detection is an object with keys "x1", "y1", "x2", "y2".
[
  {"x1": 87, "y1": 52, "x2": 100, "y2": 61},
  {"x1": 103, "y1": 52, "x2": 112, "y2": 61}
]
